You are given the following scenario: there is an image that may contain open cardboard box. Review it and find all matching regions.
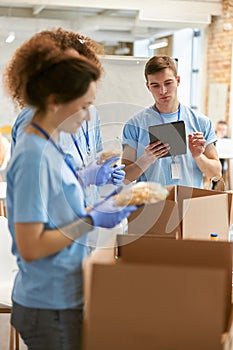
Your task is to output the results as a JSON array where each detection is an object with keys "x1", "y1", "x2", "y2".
[
  {"x1": 177, "y1": 186, "x2": 232, "y2": 241},
  {"x1": 128, "y1": 185, "x2": 233, "y2": 241},
  {"x1": 83, "y1": 234, "x2": 233, "y2": 350},
  {"x1": 127, "y1": 184, "x2": 181, "y2": 238}
]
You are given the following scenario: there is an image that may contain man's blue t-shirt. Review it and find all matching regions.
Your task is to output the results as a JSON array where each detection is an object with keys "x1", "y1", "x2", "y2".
[{"x1": 122, "y1": 104, "x2": 217, "y2": 188}]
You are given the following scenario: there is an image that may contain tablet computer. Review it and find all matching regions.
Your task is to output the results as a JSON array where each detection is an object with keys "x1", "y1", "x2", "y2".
[{"x1": 149, "y1": 121, "x2": 187, "y2": 158}]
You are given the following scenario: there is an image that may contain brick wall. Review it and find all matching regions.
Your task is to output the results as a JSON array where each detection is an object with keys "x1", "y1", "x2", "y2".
[{"x1": 207, "y1": 0, "x2": 233, "y2": 124}]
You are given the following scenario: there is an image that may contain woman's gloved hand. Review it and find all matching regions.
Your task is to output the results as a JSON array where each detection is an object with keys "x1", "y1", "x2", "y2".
[
  {"x1": 78, "y1": 156, "x2": 123, "y2": 186},
  {"x1": 107, "y1": 164, "x2": 125, "y2": 185},
  {"x1": 88, "y1": 190, "x2": 137, "y2": 228}
]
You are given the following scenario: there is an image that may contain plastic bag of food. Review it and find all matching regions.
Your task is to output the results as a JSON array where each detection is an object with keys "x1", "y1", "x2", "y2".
[{"x1": 114, "y1": 182, "x2": 169, "y2": 206}]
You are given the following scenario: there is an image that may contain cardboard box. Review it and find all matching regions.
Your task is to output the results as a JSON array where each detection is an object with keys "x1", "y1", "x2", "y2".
[
  {"x1": 178, "y1": 186, "x2": 231, "y2": 241},
  {"x1": 128, "y1": 185, "x2": 232, "y2": 241},
  {"x1": 127, "y1": 184, "x2": 180, "y2": 238},
  {"x1": 127, "y1": 197, "x2": 181, "y2": 238},
  {"x1": 83, "y1": 235, "x2": 233, "y2": 350}
]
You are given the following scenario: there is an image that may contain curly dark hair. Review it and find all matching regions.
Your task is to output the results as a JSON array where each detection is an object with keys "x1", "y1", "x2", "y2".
[
  {"x1": 25, "y1": 55, "x2": 101, "y2": 111},
  {"x1": 4, "y1": 27, "x2": 104, "y2": 108}
]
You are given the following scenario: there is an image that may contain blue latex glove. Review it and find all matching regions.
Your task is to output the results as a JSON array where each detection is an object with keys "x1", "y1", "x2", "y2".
[
  {"x1": 78, "y1": 156, "x2": 120, "y2": 186},
  {"x1": 88, "y1": 188, "x2": 137, "y2": 228},
  {"x1": 107, "y1": 164, "x2": 125, "y2": 185}
]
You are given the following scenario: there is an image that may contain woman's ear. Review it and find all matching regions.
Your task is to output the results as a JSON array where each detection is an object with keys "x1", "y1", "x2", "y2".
[
  {"x1": 47, "y1": 94, "x2": 60, "y2": 113},
  {"x1": 177, "y1": 76, "x2": 180, "y2": 86}
]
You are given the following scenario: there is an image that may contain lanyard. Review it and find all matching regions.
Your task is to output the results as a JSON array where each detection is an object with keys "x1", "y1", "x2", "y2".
[
  {"x1": 154, "y1": 103, "x2": 180, "y2": 124},
  {"x1": 71, "y1": 121, "x2": 90, "y2": 168},
  {"x1": 71, "y1": 134, "x2": 85, "y2": 168},
  {"x1": 153, "y1": 103, "x2": 181, "y2": 164},
  {"x1": 81, "y1": 121, "x2": 91, "y2": 154},
  {"x1": 30, "y1": 122, "x2": 78, "y2": 179}
]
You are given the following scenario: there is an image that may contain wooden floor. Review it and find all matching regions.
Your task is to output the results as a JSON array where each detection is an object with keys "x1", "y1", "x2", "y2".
[{"x1": 0, "y1": 313, "x2": 26, "y2": 350}]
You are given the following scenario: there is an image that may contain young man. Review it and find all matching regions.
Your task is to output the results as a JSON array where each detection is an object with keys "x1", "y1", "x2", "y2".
[
  {"x1": 215, "y1": 120, "x2": 228, "y2": 139},
  {"x1": 122, "y1": 55, "x2": 221, "y2": 188}
]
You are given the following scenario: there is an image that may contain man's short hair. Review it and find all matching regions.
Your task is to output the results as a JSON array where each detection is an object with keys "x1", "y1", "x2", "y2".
[
  {"x1": 217, "y1": 120, "x2": 228, "y2": 126},
  {"x1": 144, "y1": 55, "x2": 177, "y2": 81}
]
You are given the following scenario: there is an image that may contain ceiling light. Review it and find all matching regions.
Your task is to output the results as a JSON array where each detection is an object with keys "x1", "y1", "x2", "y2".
[
  {"x1": 115, "y1": 47, "x2": 130, "y2": 55},
  {"x1": 5, "y1": 32, "x2": 15, "y2": 44},
  {"x1": 149, "y1": 39, "x2": 168, "y2": 50}
]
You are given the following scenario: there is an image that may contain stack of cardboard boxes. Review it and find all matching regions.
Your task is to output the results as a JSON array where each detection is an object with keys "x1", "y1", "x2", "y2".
[{"x1": 83, "y1": 186, "x2": 233, "y2": 350}]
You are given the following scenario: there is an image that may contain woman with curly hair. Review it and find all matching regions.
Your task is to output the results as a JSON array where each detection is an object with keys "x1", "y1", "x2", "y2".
[
  {"x1": 4, "y1": 38, "x2": 136, "y2": 350},
  {"x1": 6, "y1": 27, "x2": 125, "y2": 216}
]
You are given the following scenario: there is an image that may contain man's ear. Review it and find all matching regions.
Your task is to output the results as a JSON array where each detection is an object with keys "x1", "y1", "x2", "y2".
[
  {"x1": 146, "y1": 82, "x2": 150, "y2": 90},
  {"x1": 177, "y1": 76, "x2": 180, "y2": 86}
]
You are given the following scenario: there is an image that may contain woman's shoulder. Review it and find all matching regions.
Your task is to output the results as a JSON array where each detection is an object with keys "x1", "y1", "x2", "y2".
[{"x1": 12, "y1": 134, "x2": 50, "y2": 166}]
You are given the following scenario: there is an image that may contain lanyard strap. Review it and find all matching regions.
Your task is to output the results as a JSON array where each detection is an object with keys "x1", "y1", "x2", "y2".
[
  {"x1": 30, "y1": 122, "x2": 78, "y2": 179},
  {"x1": 71, "y1": 121, "x2": 90, "y2": 168},
  {"x1": 81, "y1": 121, "x2": 90, "y2": 154},
  {"x1": 71, "y1": 135, "x2": 85, "y2": 168},
  {"x1": 154, "y1": 103, "x2": 180, "y2": 123}
]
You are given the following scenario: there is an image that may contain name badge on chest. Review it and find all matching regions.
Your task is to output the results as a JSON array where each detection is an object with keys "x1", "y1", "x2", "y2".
[{"x1": 171, "y1": 161, "x2": 181, "y2": 179}]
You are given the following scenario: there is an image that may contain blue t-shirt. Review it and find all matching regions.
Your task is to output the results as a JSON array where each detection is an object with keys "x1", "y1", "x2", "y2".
[
  {"x1": 122, "y1": 104, "x2": 217, "y2": 188},
  {"x1": 7, "y1": 133, "x2": 89, "y2": 309},
  {"x1": 11, "y1": 106, "x2": 103, "y2": 206},
  {"x1": 11, "y1": 106, "x2": 33, "y2": 153}
]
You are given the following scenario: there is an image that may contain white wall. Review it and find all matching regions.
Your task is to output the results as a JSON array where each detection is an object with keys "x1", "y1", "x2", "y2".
[
  {"x1": 172, "y1": 28, "x2": 193, "y2": 107},
  {"x1": 0, "y1": 40, "x2": 26, "y2": 127},
  {"x1": 95, "y1": 55, "x2": 153, "y2": 147},
  {"x1": 133, "y1": 38, "x2": 151, "y2": 57},
  {"x1": 134, "y1": 28, "x2": 200, "y2": 110},
  {"x1": 0, "y1": 27, "x2": 202, "y2": 128}
]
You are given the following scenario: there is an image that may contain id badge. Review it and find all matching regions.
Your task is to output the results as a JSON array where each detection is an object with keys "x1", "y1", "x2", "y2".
[
  {"x1": 85, "y1": 151, "x2": 92, "y2": 163},
  {"x1": 171, "y1": 162, "x2": 181, "y2": 179}
]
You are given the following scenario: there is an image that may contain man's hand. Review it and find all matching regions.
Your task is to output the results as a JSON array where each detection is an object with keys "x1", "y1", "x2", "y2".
[
  {"x1": 144, "y1": 141, "x2": 170, "y2": 162},
  {"x1": 188, "y1": 132, "x2": 206, "y2": 159}
]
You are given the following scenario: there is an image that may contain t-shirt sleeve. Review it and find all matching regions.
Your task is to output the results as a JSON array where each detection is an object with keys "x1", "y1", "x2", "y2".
[
  {"x1": 11, "y1": 107, "x2": 34, "y2": 152},
  {"x1": 203, "y1": 118, "x2": 217, "y2": 147},
  {"x1": 122, "y1": 121, "x2": 139, "y2": 150},
  {"x1": 13, "y1": 153, "x2": 49, "y2": 223}
]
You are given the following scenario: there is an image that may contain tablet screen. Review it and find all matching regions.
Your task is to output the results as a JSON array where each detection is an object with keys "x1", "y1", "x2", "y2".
[{"x1": 149, "y1": 121, "x2": 187, "y2": 158}]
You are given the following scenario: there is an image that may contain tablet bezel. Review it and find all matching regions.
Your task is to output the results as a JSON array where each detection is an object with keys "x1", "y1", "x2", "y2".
[{"x1": 149, "y1": 121, "x2": 187, "y2": 158}]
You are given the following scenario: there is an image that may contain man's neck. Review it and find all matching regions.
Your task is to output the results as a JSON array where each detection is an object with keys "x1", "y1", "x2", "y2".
[{"x1": 155, "y1": 100, "x2": 179, "y2": 114}]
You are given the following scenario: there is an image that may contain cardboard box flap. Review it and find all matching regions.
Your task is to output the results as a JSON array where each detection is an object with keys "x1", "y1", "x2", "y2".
[
  {"x1": 182, "y1": 195, "x2": 229, "y2": 241},
  {"x1": 117, "y1": 234, "x2": 232, "y2": 269},
  {"x1": 226, "y1": 191, "x2": 233, "y2": 226},
  {"x1": 127, "y1": 199, "x2": 181, "y2": 237},
  {"x1": 178, "y1": 185, "x2": 233, "y2": 227},
  {"x1": 177, "y1": 185, "x2": 226, "y2": 200},
  {"x1": 165, "y1": 184, "x2": 177, "y2": 201},
  {"x1": 117, "y1": 235, "x2": 233, "y2": 328}
]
